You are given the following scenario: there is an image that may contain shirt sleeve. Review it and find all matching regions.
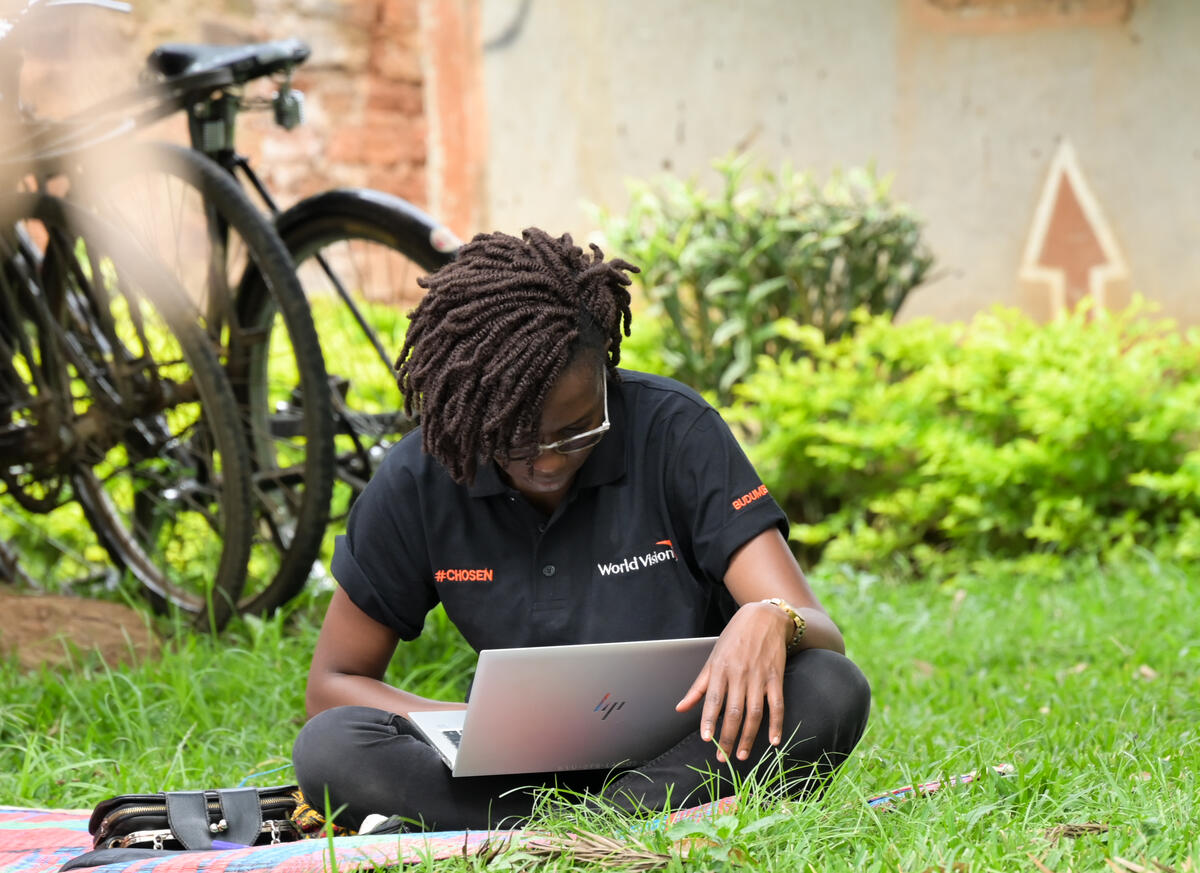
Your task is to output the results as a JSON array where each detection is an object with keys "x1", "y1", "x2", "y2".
[
  {"x1": 665, "y1": 406, "x2": 788, "y2": 587},
  {"x1": 330, "y1": 445, "x2": 438, "y2": 640}
]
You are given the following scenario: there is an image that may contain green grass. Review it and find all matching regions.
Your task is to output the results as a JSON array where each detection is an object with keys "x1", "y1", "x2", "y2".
[
  {"x1": 2, "y1": 552, "x2": 1196, "y2": 870},
  {"x1": 3, "y1": 279, "x2": 1195, "y2": 866}
]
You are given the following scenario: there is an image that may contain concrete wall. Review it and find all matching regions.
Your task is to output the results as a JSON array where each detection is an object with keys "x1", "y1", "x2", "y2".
[{"x1": 480, "y1": 0, "x2": 1200, "y2": 324}]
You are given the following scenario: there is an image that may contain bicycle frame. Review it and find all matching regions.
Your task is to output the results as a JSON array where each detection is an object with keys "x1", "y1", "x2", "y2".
[{"x1": 189, "y1": 92, "x2": 409, "y2": 378}]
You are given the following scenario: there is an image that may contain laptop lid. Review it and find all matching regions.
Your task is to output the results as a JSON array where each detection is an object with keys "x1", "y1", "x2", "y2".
[{"x1": 408, "y1": 636, "x2": 717, "y2": 778}]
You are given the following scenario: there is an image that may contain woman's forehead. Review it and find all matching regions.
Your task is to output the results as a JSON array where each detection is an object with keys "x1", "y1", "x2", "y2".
[{"x1": 537, "y1": 363, "x2": 604, "y2": 429}]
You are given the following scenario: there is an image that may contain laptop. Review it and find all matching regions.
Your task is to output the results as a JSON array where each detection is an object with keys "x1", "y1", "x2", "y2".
[{"x1": 405, "y1": 636, "x2": 717, "y2": 777}]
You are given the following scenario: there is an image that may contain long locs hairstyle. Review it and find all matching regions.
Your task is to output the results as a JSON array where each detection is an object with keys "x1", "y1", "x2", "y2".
[{"x1": 395, "y1": 228, "x2": 638, "y2": 484}]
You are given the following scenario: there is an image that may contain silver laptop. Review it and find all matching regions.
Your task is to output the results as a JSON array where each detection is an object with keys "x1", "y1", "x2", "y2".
[{"x1": 405, "y1": 636, "x2": 717, "y2": 777}]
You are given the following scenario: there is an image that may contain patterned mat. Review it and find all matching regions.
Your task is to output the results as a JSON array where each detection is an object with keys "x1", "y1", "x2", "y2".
[
  {"x1": 0, "y1": 768, "x2": 1009, "y2": 873},
  {"x1": 0, "y1": 805, "x2": 520, "y2": 873},
  {"x1": 0, "y1": 801, "x2": 738, "y2": 873}
]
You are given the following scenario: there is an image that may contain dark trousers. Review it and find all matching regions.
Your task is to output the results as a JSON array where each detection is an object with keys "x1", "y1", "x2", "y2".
[{"x1": 292, "y1": 648, "x2": 870, "y2": 832}]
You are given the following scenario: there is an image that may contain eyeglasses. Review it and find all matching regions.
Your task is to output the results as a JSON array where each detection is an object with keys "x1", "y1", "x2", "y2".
[{"x1": 499, "y1": 380, "x2": 609, "y2": 463}]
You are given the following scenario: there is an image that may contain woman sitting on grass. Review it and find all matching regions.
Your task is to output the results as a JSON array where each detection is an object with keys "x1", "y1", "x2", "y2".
[{"x1": 292, "y1": 228, "x2": 871, "y2": 832}]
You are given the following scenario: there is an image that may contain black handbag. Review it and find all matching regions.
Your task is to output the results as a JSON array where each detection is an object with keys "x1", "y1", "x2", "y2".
[{"x1": 87, "y1": 785, "x2": 302, "y2": 851}]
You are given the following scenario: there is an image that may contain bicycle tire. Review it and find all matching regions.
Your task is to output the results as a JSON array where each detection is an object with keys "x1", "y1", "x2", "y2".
[
  {"x1": 56, "y1": 141, "x2": 337, "y2": 618},
  {"x1": 237, "y1": 187, "x2": 458, "y2": 615},
  {"x1": 2, "y1": 192, "x2": 254, "y2": 630}
]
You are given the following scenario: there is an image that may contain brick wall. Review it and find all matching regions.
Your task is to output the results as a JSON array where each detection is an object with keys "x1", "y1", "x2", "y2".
[{"x1": 13, "y1": 0, "x2": 482, "y2": 233}]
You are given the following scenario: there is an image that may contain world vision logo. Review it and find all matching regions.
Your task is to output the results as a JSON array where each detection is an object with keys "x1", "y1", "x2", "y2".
[
  {"x1": 596, "y1": 539, "x2": 678, "y2": 577},
  {"x1": 434, "y1": 568, "x2": 494, "y2": 583},
  {"x1": 732, "y1": 484, "x2": 769, "y2": 511}
]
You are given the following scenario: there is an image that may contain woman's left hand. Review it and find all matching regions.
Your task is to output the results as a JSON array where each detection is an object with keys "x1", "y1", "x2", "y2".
[
  {"x1": 674, "y1": 527, "x2": 847, "y2": 763},
  {"x1": 676, "y1": 600, "x2": 792, "y2": 762}
]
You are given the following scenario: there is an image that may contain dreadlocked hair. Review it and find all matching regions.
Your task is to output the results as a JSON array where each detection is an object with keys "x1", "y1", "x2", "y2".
[{"x1": 395, "y1": 227, "x2": 638, "y2": 485}]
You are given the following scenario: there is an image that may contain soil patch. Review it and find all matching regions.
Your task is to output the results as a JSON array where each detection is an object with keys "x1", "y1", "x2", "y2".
[{"x1": 0, "y1": 590, "x2": 158, "y2": 671}]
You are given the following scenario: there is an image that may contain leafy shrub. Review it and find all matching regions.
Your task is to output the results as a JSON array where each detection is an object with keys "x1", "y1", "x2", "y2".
[
  {"x1": 595, "y1": 154, "x2": 933, "y2": 404},
  {"x1": 618, "y1": 307, "x2": 671, "y2": 383},
  {"x1": 725, "y1": 300, "x2": 1200, "y2": 576}
]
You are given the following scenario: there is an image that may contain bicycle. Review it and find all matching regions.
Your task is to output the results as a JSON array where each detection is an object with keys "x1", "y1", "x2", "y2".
[
  {"x1": 2, "y1": 0, "x2": 339, "y2": 625},
  {"x1": 134, "y1": 35, "x2": 461, "y2": 610},
  {"x1": 130, "y1": 36, "x2": 462, "y2": 612},
  {"x1": 151, "y1": 39, "x2": 461, "y2": 530},
  {"x1": 4, "y1": 0, "x2": 460, "y2": 620},
  {"x1": 0, "y1": 188, "x2": 254, "y2": 630}
]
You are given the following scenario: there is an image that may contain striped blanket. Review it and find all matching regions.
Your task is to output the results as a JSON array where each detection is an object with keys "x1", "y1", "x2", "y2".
[
  {"x1": 0, "y1": 800, "x2": 734, "y2": 873},
  {"x1": 0, "y1": 769, "x2": 1006, "y2": 873}
]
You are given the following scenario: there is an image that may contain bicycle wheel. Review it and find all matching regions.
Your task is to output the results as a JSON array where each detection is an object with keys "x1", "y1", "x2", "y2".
[
  {"x1": 55, "y1": 141, "x2": 336, "y2": 618},
  {"x1": 237, "y1": 187, "x2": 458, "y2": 614},
  {"x1": 1, "y1": 192, "x2": 254, "y2": 630}
]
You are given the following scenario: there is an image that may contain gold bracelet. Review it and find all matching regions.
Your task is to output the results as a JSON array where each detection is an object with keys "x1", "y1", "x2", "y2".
[{"x1": 762, "y1": 598, "x2": 806, "y2": 653}]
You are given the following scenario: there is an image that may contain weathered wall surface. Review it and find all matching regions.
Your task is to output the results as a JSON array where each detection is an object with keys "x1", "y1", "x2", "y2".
[
  {"x1": 479, "y1": 0, "x2": 1200, "y2": 324},
  {"x1": 13, "y1": 0, "x2": 1196, "y2": 324},
  {"x1": 12, "y1": 0, "x2": 484, "y2": 236}
]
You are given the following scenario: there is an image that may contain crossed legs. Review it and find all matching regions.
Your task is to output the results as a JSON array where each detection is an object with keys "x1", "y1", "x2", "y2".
[{"x1": 292, "y1": 648, "x2": 870, "y2": 832}]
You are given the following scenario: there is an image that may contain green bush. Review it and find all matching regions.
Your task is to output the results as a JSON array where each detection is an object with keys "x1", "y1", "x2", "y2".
[
  {"x1": 724, "y1": 300, "x2": 1200, "y2": 577},
  {"x1": 595, "y1": 155, "x2": 933, "y2": 404}
]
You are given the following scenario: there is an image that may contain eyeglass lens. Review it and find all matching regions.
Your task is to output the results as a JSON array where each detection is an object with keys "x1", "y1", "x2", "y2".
[{"x1": 502, "y1": 380, "x2": 608, "y2": 461}]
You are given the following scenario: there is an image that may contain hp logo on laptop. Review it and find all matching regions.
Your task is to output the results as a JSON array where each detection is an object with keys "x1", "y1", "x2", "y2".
[{"x1": 594, "y1": 693, "x2": 626, "y2": 720}]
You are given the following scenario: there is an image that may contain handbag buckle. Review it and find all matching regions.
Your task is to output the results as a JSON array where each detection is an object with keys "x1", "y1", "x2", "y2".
[{"x1": 112, "y1": 829, "x2": 172, "y2": 850}]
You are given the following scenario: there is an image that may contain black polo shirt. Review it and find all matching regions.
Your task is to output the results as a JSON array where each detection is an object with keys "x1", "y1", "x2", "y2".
[{"x1": 332, "y1": 369, "x2": 788, "y2": 651}]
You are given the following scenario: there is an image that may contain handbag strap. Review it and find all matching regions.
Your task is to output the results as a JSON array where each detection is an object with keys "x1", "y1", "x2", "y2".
[
  {"x1": 164, "y1": 788, "x2": 263, "y2": 850},
  {"x1": 218, "y1": 788, "x2": 264, "y2": 847},
  {"x1": 164, "y1": 791, "x2": 212, "y2": 850}
]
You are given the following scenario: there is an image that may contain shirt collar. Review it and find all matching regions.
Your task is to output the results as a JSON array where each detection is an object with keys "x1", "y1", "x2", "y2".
[{"x1": 466, "y1": 374, "x2": 628, "y2": 498}]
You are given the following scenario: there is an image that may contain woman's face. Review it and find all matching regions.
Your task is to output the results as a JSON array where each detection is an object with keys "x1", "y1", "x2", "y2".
[{"x1": 494, "y1": 359, "x2": 607, "y2": 512}]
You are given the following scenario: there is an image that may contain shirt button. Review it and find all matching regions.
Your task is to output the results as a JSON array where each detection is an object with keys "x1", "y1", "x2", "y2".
[
  {"x1": 537, "y1": 523, "x2": 547, "y2": 533},
  {"x1": 541, "y1": 564, "x2": 556, "y2": 577}
]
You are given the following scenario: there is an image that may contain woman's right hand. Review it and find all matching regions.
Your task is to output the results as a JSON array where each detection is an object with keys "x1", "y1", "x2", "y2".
[{"x1": 305, "y1": 587, "x2": 464, "y2": 719}]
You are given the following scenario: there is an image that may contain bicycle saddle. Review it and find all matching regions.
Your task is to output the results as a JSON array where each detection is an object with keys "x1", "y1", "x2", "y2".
[{"x1": 146, "y1": 38, "x2": 310, "y2": 85}]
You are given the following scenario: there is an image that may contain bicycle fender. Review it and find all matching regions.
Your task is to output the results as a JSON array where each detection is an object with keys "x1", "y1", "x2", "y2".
[{"x1": 273, "y1": 188, "x2": 460, "y2": 273}]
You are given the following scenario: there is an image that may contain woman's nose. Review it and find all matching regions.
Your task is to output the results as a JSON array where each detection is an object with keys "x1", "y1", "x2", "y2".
[{"x1": 530, "y1": 449, "x2": 569, "y2": 475}]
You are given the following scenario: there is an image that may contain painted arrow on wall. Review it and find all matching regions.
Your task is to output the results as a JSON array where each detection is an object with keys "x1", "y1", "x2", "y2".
[{"x1": 1017, "y1": 140, "x2": 1130, "y2": 319}]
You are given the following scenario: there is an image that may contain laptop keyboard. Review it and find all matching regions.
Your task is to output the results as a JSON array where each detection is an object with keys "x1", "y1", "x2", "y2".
[{"x1": 443, "y1": 729, "x2": 463, "y2": 748}]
